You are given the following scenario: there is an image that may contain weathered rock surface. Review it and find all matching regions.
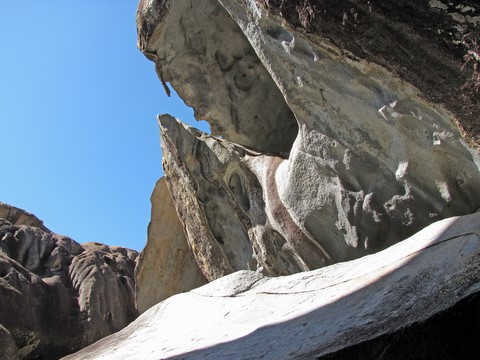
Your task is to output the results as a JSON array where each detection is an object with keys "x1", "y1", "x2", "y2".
[
  {"x1": 127, "y1": 1, "x2": 480, "y2": 357},
  {"x1": 135, "y1": 177, "x2": 207, "y2": 314},
  {"x1": 0, "y1": 203, "x2": 138, "y2": 359},
  {"x1": 138, "y1": 0, "x2": 480, "y2": 280},
  {"x1": 256, "y1": 0, "x2": 480, "y2": 148},
  {"x1": 63, "y1": 213, "x2": 480, "y2": 359},
  {"x1": 160, "y1": 114, "x2": 331, "y2": 281},
  {"x1": 0, "y1": 323, "x2": 18, "y2": 360},
  {"x1": 0, "y1": 202, "x2": 49, "y2": 231},
  {"x1": 137, "y1": 0, "x2": 298, "y2": 153}
]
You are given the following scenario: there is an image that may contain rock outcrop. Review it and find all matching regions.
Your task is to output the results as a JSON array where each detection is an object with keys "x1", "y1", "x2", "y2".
[
  {"x1": 136, "y1": 0, "x2": 480, "y2": 285},
  {"x1": 0, "y1": 202, "x2": 49, "y2": 231},
  {"x1": 135, "y1": 178, "x2": 207, "y2": 314},
  {"x1": 63, "y1": 213, "x2": 480, "y2": 359},
  {"x1": 6, "y1": 1, "x2": 480, "y2": 358},
  {"x1": 0, "y1": 203, "x2": 138, "y2": 359}
]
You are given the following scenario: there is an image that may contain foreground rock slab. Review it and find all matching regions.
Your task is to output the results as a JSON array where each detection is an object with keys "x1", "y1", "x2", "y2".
[{"x1": 65, "y1": 213, "x2": 480, "y2": 359}]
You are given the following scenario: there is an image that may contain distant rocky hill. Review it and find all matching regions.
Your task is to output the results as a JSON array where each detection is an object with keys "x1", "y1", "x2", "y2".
[{"x1": 0, "y1": 202, "x2": 138, "y2": 359}]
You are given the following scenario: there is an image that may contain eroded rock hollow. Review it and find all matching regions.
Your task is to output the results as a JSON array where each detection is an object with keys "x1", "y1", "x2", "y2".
[{"x1": 135, "y1": 0, "x2": 480, "y2": 305}]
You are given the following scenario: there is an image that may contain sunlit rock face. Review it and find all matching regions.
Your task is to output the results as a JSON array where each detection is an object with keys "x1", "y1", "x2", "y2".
[
  {"x1": 0, "y1": 203, "x2": 138, "y2": 359},
  {"x1": 137, "y1": 0, "x2": 480, "y2": 282},
  {"x1": 159, "y1": 115, "x2": 330, "y2": 281},
  {"x1": 135, "y1": 177, "x2": 207, "y2": 313},
  {"x1": 137, "y1": 0, "x2": 298, "y2": 153}
]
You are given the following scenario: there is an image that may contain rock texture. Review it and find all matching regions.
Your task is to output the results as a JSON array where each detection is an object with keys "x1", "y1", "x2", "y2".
[
  {"x1": 0, "y1": 323, "x2": 18, "y2": 360},
  {"x1": 127, "y1": 1, "x2": 480, "y2": 357},
  {"x1": 0, "y1": 202, "x2": 49, "y2": 231},
  {"x1": 137, "y1": 0, "x2": 480, "y2": 282},
  {"x1": 0, "y1": 203, "x2": 138, "y2": 359},
  {"x1": 63, "y1": 213, "x2": 480, "y2": 359},
  {"x1": 135, "y1": 178, "x2": 207, "y2": 314},
  {"x1": 137, "y1": 0, "x2": 298, "y2": 153},
  {"x1": 257, "y1": 0, "x2": 480, "y2": 148},
  {"x1": 160, "y1": 114, "x2": 331, "y2": 281}
]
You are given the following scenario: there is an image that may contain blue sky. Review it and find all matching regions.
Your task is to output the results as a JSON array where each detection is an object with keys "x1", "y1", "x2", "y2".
[{"x1": 0, "y1": 1, "x2": 209, "y2": 251}]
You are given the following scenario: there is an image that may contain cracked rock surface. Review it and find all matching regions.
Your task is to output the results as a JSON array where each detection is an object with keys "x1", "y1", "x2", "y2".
[
  {"x1": 63, "y1": 213, "x2": 480, "y2": 359},
  {"x1": 0, "y1": 203, "x2": 138, "y2": 359},
  {"x1": 135, "y1": 0, "x2": 480, "y2": 285}
]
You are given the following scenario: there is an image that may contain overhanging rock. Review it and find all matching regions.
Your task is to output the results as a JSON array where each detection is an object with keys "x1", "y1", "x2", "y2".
[{"x1": 137, "y1": 0, "x2": 480, "y2": 274}]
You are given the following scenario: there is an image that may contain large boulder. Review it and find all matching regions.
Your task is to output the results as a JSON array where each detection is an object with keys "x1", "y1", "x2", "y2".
[
  {"x1": 62, "y1": 213, "x2": 480, "y2": 359},
  {"x1": 0, "y1": 203, "x2": 138, "y2": 359},
  {"x1": 137, "y1": 0, "x2": 480, "y2": 281}
]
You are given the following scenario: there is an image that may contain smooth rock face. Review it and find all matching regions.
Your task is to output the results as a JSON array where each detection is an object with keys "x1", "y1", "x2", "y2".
[
  {"x1": 62, "y1": 213, "x2": 480, "y2": 359},
  {"x1": 160, "y1": 114, "x2": 330, "y2": 281},
  {"x1": 0, "y1": 203, "x2": 138, "y2": 359},
  {"x1": 137, "y1": 0, "x2": 298, "y2": 153},
  {"x1": 135, "y1": 177, "x2": 207, "y2": 313},
  {"x1": 138, "y1": 0, "x2": 480, "y2": 274},
  {"x1": 317, "y1": 292, "x2": 480, "y2": 360}
]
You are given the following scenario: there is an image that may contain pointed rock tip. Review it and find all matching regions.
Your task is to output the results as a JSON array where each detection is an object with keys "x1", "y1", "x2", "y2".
[
  {"x1": 157, "y1": 113, "x2": 177, "y2": 128},
  {"x1": 157, "y1": 114, "x2": 209, "y2": 139}
]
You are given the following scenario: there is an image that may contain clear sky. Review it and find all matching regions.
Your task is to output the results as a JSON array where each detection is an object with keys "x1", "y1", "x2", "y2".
[{"x1": 0, "y1": 1, "x2": 209, "y2": 251}]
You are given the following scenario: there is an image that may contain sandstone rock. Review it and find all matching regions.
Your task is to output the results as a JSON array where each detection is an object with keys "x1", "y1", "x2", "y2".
[
  {"x1": 135, "y1": 178, "x2": 207, "y2": 314},
  {"x1": 220, "y1": 0, "x2": 480, "y2": 247},
  {"x1": 160, "y1": 114, "x2": 330, "y2": 281},
  {"x1": 0, "y1": 202, "x2": 49, "y2": 231},
  {"x1": 70, "y1": 242, "x2": 138, "y2": 344},
  {"x1": 0, "y1": 323, "x2": 19, "y2": 360},
  {"x1": 62, "y1": 213, "x2": 480, "y2": 359},
  {"x1": 137, "y1": 0, "x2": 298, "y2": 153},
  {"x1": 256, "y1": 0, "x2": 480, "y2": 148},
  {"x1": 138, "y1": 0, "x2": 480, "y2": 273},
  {"x1": 0, "y1": 203, "x2": 138, "y2": 359}
]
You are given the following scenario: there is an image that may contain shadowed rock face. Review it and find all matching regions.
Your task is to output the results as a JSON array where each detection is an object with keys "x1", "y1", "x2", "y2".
[
  {"x1": 137, "y1": 0, "x2": 480, "y2": 281},
  {"x1": 0, "y1": 323, "x2": 18, "y2": 360},
  {"x1": 0, "y1": 203, "x2": 138, "y2": 359}
]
